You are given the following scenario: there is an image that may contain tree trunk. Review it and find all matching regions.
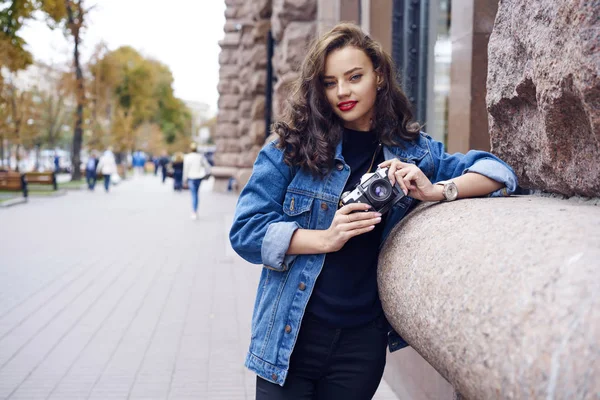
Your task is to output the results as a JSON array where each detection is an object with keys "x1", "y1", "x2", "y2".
[
  {"x1": 0, "y1": 134, "x2": 4, "y2": 168},
  {"x1": 15, "y1": 143, "x2": 21, "y2": 172},
  {"x1": 67, "y1": 0, "x2": 85, "y2": 181},
  {"x1": 35, "y1": 145, "x2": 40, "y2": 171}
]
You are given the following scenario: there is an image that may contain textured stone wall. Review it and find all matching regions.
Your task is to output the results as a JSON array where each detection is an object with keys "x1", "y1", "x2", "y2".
[
  {"x1": 215, "y1": 0, "x2": 272, "y2": 188},
  {"x1": 215, "y1": 0, "x2": 316, "y2": 190},
  {"x1": 271, "y1": 0, "x2": 317, "y2": 122},
  {"x1": 487, "y1": 0, "x2": 600, "y2": 197},
  {"x1": 379, "y1": 197, "x2": 600, "y2": 400}
]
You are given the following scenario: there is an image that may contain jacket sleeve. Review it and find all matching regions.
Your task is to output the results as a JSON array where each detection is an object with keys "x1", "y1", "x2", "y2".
[
  {"x1": 423, "y1": 134, "x2": 518, "y2": 197},
  {"x1": 229, "y1": 142, "x2": 299, "y2": 270}
]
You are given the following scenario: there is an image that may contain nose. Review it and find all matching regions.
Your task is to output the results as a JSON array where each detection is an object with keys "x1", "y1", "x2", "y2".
[{"x1": 337, "y1": 81, "x2": 350, "y2": 99}]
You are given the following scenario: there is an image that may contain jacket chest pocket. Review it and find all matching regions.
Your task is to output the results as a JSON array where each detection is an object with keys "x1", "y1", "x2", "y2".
[{"x1": 283, "y1": 192, "x2": 314, "y2": 229}]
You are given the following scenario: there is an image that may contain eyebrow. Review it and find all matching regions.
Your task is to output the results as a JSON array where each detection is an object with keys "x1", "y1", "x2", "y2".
[{"x1": 323, "y1": 67, "x2": 364, "y2": 79}]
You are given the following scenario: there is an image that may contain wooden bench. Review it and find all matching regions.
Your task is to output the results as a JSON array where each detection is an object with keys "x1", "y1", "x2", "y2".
[
  {"x1": 0, "y1": 171, "x2": 28, "y2": 197},
  {"x1": 24, "y1": 171, "x2": 58, "y2": 190}
]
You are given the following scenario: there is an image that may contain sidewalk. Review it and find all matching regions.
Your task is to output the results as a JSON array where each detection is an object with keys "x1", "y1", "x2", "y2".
[{"x1": 0, "y1": 175, "x2": 398, "y2": 399}]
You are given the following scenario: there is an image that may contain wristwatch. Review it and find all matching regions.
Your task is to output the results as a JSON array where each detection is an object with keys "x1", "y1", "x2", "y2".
[{"x1": 436, "y1": 180, "x2": 459, "y2": 201}]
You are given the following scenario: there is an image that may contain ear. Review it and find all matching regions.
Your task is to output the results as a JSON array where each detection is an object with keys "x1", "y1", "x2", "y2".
[{"x1": 375, "y1": 70, "x2": 383, "y2": 87}]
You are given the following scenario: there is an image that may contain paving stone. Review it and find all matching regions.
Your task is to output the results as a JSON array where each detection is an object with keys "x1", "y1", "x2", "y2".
[{"x1": 0, "y1": 175, "x2": 398, "y2": 399}]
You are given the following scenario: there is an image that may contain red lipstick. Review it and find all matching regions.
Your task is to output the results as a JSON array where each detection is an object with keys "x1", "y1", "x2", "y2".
[{"x1": 337, "y1": 101, "x2": 357, "y2": 112}]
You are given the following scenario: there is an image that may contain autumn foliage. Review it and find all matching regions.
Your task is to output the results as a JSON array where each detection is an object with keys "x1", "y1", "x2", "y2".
[{"x1": 1, "y1": 0, "x2": 193, "y2": 173}]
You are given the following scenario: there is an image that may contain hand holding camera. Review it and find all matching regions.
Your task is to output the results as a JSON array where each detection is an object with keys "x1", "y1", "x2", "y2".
[
  {"x1": 340, "y1": 167, "x2": 406, "y2": 215},
  {"x1": 377, "y1": 159, "x2": 437, "y2": 201},
  {"x1": 323, "y1": 202, "x2": 382, "y2": 253}
]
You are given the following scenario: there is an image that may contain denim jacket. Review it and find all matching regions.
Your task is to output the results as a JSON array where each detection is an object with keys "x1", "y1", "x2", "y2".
[{"x1": 229, "y1": 132, "x2": 518, "y2": 386}]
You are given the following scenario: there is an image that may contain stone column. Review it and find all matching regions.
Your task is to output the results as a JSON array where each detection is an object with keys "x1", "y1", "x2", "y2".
[
  {"x1": 214, "y1": 1, "x2": 244, "y2": 191},
  {"x1": 214, "y1": 0, "x2": 272, "y2": 191},
  {"x1": 447, "y1": 0, "x2": 498, "y2": 153},
  {"x1": 378, "y1": 197, "x2": 600, "y2": 400},
  {"x1": 271, "y1": 0, "x2": 317, "y2": 123}
]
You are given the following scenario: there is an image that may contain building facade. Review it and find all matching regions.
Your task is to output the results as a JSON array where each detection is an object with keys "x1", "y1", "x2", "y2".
[{"x1": 213, "y1": 0, "x2": 493, "y2": 193}]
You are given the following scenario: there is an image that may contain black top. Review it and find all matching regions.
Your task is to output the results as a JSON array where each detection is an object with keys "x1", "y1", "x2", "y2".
[{"x1": 305, "y1": 127, "x2": 386, "y2": 328}]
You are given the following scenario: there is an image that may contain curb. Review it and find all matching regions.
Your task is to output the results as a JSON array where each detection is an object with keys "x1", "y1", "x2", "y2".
[
  {"x1": 28, "y1": 189, "x2": 68, "y2": 198},
  {"x1": 0, "y1": 197, "x2": 28, "y2": 208}
]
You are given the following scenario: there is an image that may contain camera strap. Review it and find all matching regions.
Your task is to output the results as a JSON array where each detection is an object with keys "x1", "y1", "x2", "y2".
[{"x1": 367, "y1": 143, "x2": 383, "y2": 174}]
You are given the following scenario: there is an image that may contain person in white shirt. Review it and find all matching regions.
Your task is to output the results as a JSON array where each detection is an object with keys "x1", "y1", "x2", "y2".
[
  {"x1": 183, "y1": 142, "x2": 211, "y2": 219},
  {"x1": 96, "y1": 147, "x2": 118, "y2": 193}
]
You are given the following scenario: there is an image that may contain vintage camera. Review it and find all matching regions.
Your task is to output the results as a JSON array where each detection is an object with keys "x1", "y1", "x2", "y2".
[{"x1": 340, "y1": 167, "x2": 405, "y2": 215}]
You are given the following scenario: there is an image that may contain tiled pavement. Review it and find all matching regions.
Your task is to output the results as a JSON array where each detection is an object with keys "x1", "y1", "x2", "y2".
[{"x1": 0, "y1": 175, "x2": 399, "y2": 399}]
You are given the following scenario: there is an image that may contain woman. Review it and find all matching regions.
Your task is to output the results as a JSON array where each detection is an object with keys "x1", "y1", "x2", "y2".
[
  {"x1": 183, "y1": 142, "x2": 211, "y2": 219},
  {"x1": 230, "y1": 23, "x2": 517, "y2": 399},
  {"x1": 171, "y1": 152, "x2": 184, "y2": 191},
  {"x1": 96, "y1": 147, "x2": 117, "y2": 193}
]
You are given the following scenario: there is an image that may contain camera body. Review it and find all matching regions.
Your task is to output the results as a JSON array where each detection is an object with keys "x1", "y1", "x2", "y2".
[{"x1": 340, "y1": 167, "x2": 405, "y2": 215}]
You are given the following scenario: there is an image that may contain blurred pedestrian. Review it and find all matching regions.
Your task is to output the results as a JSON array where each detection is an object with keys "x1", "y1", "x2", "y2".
[
  {"x1": 227, "y1": 176, "x2": 237, "y2": 192},
  {"x1": 133, "y1": 151, "x2": 146, "y2": 176},
  {"x1": 172, "y1": 152, "x2": 184, "y2": 191},
  {"x1": 159, "y1": 150, "x2": 170, "y2": 183},
  {"x1": 153, "y1": 156, "x2": 159, "y2": 176},
  {"x1": 53, "y1": 150, "x2": 60, "y2": 172},
  {"x1": 85, "y1": 151, "x2": 99, "y2": 190},
  {"x1": 97, "y1": 147, "x2": 117, "y2": 193},
  {"x1": 183, "y1": 142, "x2": 211, "y2": 220}
]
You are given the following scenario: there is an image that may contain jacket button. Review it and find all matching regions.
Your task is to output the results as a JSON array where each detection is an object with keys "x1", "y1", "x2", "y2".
[
  {"x1": 271, "y1": 373, "x2": 278, "y2": 381},
  {"x1": 336, "y1": 162, "x2": 344, "y2": 171},
  {"x1": 320, "y1": 203, "x2": 328, "y2": 211},
  {"x1": 285, "y1": 325, "x2": 292, "y2": 333},
  {"x1": 299, "y1": 282, "x2": 306, "y2": 291}
]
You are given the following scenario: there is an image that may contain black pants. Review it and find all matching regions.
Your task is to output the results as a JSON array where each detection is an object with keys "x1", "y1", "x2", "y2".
[
  {"x1": 173, "y1": 171, "x2": 183, "y2": 191},
  {"x1": 256, "y1": 314, "x2": 388, "y2": 400},
  {"x1": 85, "y1": 170, "x2": 96, "y2": 190},
  {"x1": 103, "y1": 174, "x2": 111, "y2": 192}
]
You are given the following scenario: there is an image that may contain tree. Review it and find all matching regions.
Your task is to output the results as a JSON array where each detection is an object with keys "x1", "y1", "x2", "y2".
[
  {"x1": 88, "y1": 46, "x2": 193, "y2": 155},
  {"x1": 62, "y1": 0, "x2": 88, "y2": 180},
  {"x1": 87, "y1": 42, "x2": 115, "y2": 149},
  {"x1": 0, "y1": 77, "x2": 40, "y2": 170},
  {"x1": 34, "y1": 63, "x2": 72, "y2": 149},
  {"x1": 0, "y1": 0, "x2": 67, "y2": 168},
  {"x1": 0, "y1": 0, "x2": 67, "y2": 75}
]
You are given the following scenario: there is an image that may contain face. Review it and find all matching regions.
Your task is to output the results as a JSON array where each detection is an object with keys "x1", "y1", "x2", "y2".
[{"x1": 323, "y1": 46, "x2": 380, "y2": 132}]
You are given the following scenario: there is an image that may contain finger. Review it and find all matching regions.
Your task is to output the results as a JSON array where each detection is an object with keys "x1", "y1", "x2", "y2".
[
  {"x1": 339, "y1": 211, "x2": 381, "y2": 227},
  {"x1": 378, "y1": 159, "x2": 410, "y2": 169},
  {"x1": 338, "y1": 202, "x2": 372, "y2": 214},
  {"x1": 387, "y1": 162, "x2": 402, "y2": 185},
  {"x1": 347, "y1": 211, "x2": 381, "y2": 221},
  {"x1": 378, "y1": 159, "x2": 393, "y2": 168},
  {"x1": 403, "y1": 170, "x2": 420, "y2": 190},
  {"x1": 346, "y1": 216, "x2": 382, "y2": 231},
  {"x1": 394, "y1": 170, "x2": 409, "y2": 195},
  {"x1": 347, "y1": 224, "x2": 377, "y2": 238}
]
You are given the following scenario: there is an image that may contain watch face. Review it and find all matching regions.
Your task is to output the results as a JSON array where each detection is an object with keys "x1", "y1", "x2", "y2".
[{"x1": 444, "y1": 182, "x2": 458, "y2": 201}]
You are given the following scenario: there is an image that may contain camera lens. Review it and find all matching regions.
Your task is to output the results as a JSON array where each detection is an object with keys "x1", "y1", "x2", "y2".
[{"x1": 368, "y1": 179, "x2": 392, "y2": 204}]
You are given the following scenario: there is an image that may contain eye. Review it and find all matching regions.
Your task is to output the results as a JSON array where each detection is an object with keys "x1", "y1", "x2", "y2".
[
  {"x1": 350, "y1": 74, "x2": 362, "y2": 81},
  {"x1": 323, "y1": 81, "x2": 336, "y2": 88}
]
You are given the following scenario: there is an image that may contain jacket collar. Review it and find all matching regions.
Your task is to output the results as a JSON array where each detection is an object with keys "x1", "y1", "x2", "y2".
[
  {"x1": 334, "y1": 139, "x2": 345, "y2": 163},
  {"x1": 334, "y1": 133, "x2": 428, "y2": 164}
]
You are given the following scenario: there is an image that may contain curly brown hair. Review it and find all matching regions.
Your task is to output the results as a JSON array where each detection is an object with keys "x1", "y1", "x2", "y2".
[{"x1": 273, "y1": 22, "x2": 420, "y2": 176}]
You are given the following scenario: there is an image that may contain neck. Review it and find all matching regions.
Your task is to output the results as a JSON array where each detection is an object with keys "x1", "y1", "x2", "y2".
[{"x1": 344, "y1": 115, "x2": 374, "y2": 132}]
